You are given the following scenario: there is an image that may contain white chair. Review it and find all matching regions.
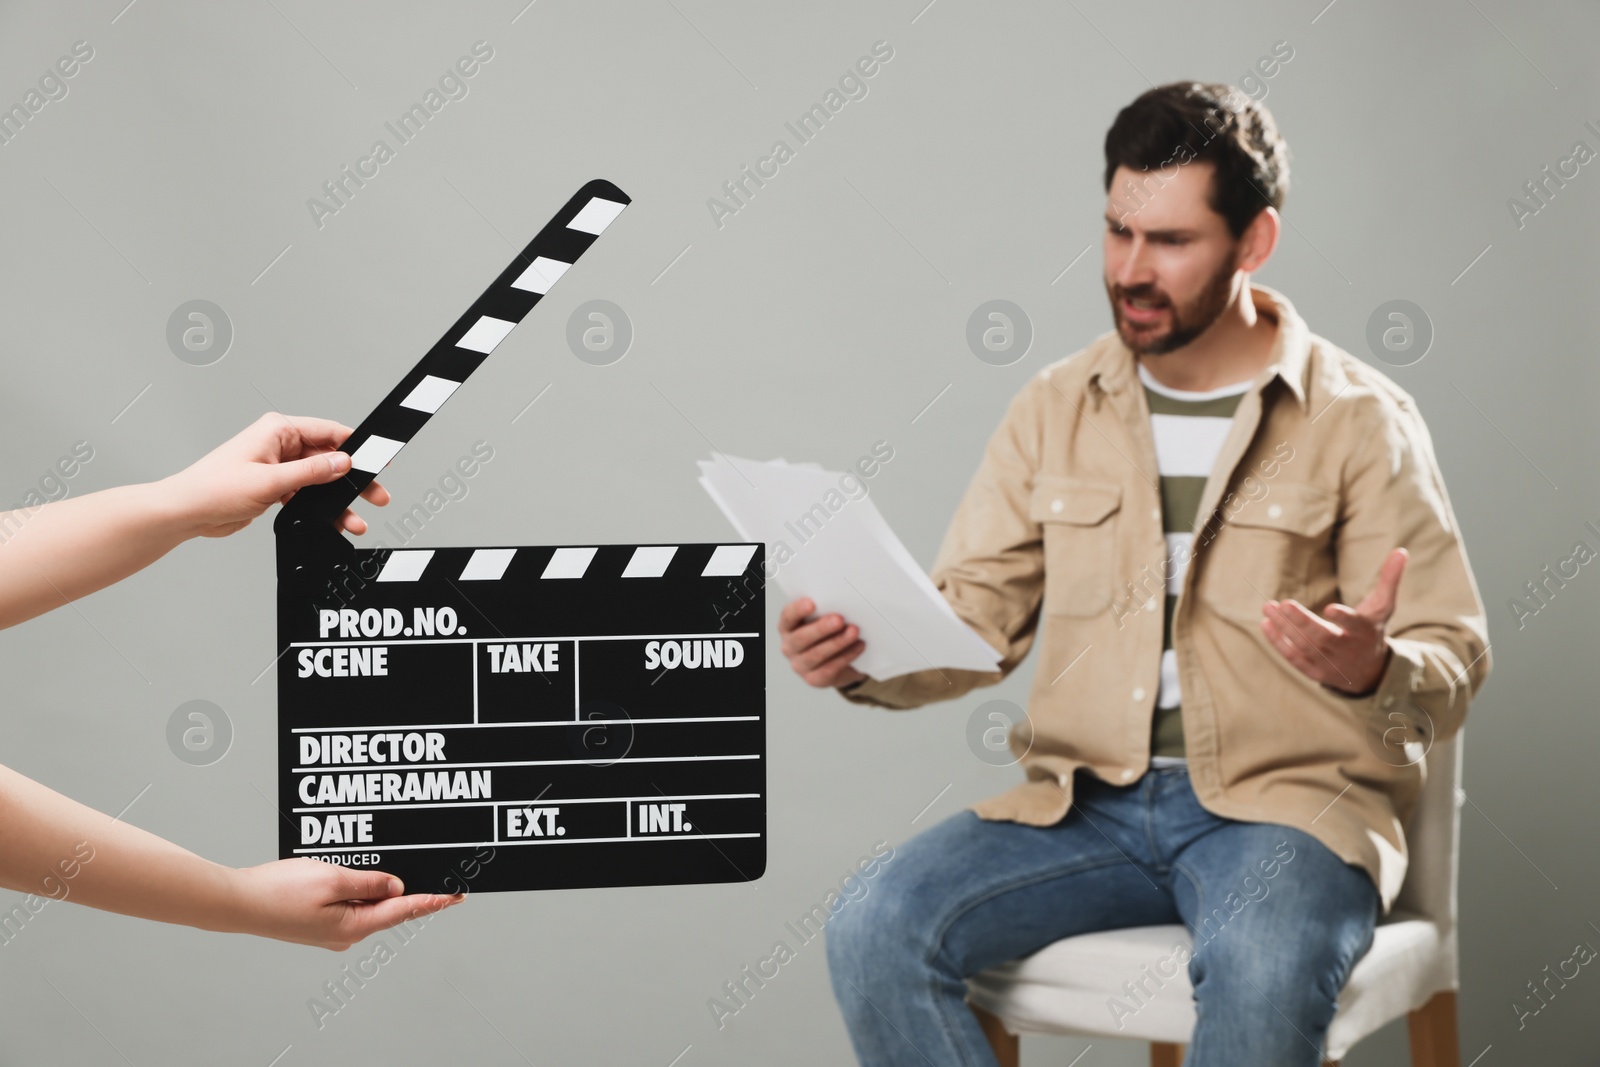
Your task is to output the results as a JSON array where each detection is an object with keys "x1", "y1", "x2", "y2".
[{"x1": 965, "y1": 735, "x2": 1465, "y2": 1067}]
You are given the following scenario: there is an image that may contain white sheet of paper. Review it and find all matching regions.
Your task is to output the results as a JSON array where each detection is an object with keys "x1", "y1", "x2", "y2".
[{"x1": 697, "y1": 452, "x2": 1002, "y2": 680}]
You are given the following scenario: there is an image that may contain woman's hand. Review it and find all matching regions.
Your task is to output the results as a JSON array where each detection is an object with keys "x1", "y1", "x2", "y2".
[
  {"x1": 228, "y1": 858, "x2": 465, "y2": 951},
  {"x1": 161, "y1": 412, "x2": 391, "y2": 539}
]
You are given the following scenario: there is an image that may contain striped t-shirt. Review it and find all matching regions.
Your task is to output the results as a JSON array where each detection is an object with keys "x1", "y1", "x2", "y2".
[{"x1": 1138, "y1": 360, "x2": 1251, "y2": 765}]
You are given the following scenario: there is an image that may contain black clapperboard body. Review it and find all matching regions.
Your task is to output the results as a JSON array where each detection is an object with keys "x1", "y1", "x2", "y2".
[{"x1": 274, "y1": 181, "x2": 765, "y2": 893}]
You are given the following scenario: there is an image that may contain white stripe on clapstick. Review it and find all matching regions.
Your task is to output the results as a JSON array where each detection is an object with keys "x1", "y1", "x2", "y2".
[
  {"x1": 377, "y1": 550, "x2": 435, "y2": 582},
  {"x1": 702, "y1": 544, "x2": 758, "y2": 576},
  {"x1": 348, "y1": 434, "x2": 405, "y2": 473},
  {"x1": 567, "y1": 197, "x2": 627, "y2": 235},
  {"x1": 541, "y1": 546, "x2": 598, "y2": 579},
  {"x1": 323, "y1": 543, "x2": 758, "y2": 582},
  {"x1": 455, "y1": 315, "x2": 518, "y2": 354},
  {"x1": 511, "y1": 256, "x2": 572, "y2": 295},
  {"x1": 400, "y1": 375, "x2": 463, "y2": 414},
  {"x1": 621, "y1": 546, "x2": 678, "y2": 578},
  {"x1": 460, "y1": 548, "x2": 517, "y2": 581}
]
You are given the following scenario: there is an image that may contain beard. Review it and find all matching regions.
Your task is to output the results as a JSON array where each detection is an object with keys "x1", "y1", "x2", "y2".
[{"x1": 1106, "y1": 253, "x2": 1239, "y2": 356}]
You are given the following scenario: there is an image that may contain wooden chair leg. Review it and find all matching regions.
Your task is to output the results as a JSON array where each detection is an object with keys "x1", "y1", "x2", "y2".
[
  {"x1": 1407, "y1": 990, "x2": 1461, "y2": 1067},
  {"x1": 1151, "y1": 1041, "x2": 1339, "y2": 1066},
  {"x1": 970, "y1": 1003, "x2": 1019, "y2": 1067}
]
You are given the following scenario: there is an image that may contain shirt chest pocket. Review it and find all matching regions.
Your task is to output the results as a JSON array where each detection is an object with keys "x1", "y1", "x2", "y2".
[
  {"x1": 1030, "y1": 476, "x2": 1122, "y2": 616},
  {"x1": 1194, "y1": 482, "x2": 1339, "y2": 624}
]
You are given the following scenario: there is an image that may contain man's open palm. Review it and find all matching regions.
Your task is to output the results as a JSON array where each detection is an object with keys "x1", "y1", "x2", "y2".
[{"x1": 1259, "y1": 547, "x2": 1406, "y2": 696}]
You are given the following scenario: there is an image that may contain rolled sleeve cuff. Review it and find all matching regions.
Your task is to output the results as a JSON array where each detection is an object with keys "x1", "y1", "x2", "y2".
[
  {"x1": 1368, "y1": 639, "x2": 1418, "y2": 712},
  {"x1": 836, "y1": 675, "x2": 912, "y2": 710},
  {"x1": 1327, "y1": 638, "x2": 1419, "y2": 716}
]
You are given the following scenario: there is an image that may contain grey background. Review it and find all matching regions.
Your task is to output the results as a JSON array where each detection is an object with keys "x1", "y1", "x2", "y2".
[{"x1": 0, "y1": 1, "x2": 1595, "y2": 1063}]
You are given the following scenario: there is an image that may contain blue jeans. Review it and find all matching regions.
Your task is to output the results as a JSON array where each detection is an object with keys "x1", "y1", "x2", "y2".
[{"x1": 825, "y1": 765, "x2": 1379, "y2": 1066}]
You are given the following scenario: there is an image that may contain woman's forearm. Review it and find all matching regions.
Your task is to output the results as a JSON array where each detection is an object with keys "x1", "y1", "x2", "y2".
[
  {"x1": 0, "y1": 479, "x2": 192, "y2": 631},
  {"x1": 0, "y1": 763, "x2": 242, "y2": 933}
]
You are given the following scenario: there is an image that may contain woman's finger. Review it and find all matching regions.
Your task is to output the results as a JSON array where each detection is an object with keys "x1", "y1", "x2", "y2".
[
  {"x1": 358, "y1": 480, "x2": 391, "y2": 506},
  {"x1": 277, "y1": 415, "x2": 356, "y2": 455}
]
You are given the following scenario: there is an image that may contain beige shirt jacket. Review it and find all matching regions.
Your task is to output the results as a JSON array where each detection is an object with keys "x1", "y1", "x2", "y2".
[{"x1": 841, "y1": 284, "x2": 1491, "y2": 915}]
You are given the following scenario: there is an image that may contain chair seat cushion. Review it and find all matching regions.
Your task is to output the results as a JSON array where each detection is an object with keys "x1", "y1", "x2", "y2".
[{"x1": 966, "y1": 912, "x2": 1455, "y2": 1060}]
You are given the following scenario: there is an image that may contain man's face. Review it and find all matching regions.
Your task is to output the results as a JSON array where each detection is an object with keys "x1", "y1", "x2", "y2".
[{"x1": 1102, "y1": 161, "x2": 1242, "y2": 356}]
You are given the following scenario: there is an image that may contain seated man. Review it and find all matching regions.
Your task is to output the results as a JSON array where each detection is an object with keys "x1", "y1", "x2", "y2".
[{"x1": 779, "y1": 81, "x2": 1490, "y2": 1066}]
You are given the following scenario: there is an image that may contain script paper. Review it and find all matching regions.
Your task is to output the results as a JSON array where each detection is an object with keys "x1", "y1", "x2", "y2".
[{"x1": 697, "y1": 452, "x2": 1003, "y2": 680}]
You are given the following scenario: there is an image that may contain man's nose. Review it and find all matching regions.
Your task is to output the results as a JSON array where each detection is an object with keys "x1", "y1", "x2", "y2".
[{"x1": 1115, "y1": 238, "x2": 1157, "y2": 289}]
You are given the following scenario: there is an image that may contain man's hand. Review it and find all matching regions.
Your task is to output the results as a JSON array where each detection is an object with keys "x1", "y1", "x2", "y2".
[
  {"x1": 1259, "y1": 547, "x2": 1406, "y2": 696},
  {"x1": 779, "y1": 597, "x2": 868, "y2": 689},
  {"x1": 161, "y1": 412, "x2": 391, "y2": 538}
]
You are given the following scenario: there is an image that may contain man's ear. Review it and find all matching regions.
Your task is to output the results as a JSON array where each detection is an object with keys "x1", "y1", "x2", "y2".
[{"x1": 1235, "y1": 206, "x2": 1280, "y2": 274}]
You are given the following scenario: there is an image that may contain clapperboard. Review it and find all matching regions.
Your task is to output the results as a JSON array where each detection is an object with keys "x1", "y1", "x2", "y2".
[{"x1": 273, "y1": 180, "x2": 766, "y2": 894}]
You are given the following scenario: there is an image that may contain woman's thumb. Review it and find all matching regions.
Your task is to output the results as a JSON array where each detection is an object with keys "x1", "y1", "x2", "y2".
[
  {"x1": 342, "y1": 869, "x2": 405, "y2": 901},
  {"x1": 269, "y1": 451, "x2": 352, "y2": 497}
]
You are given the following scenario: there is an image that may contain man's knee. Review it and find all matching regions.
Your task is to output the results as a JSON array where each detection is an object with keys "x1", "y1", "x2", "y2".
[
  {"x1": 1189, "y1": 929, "x2": 1348, "y2": 1031},
  {"x1": 824, "y1": 854, "x2": 943, "y2": 987},
  {"x1": 826, "y1": 866, "x2": 906, "y2": 959}
]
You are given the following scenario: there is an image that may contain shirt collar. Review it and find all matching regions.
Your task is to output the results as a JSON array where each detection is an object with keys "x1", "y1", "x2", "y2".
[{"x1": 1089, "y1": 282, "x2": 1311, "y2": 413}]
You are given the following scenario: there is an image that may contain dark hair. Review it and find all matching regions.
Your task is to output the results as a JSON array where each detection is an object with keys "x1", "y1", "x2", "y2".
[{"x1": 1103, "y1": 81, "x2": 1289, "y2": 239}]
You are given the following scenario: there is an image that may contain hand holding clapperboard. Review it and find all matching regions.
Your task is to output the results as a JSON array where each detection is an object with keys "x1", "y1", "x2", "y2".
[{"x1": 275, "y1": 181, "x2": 768, "y2": 894}]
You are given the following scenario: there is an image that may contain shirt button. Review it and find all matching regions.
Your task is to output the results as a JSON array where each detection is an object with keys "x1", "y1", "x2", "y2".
[
  {"x1": 1057, "y1": 772, "x2": 1070, "y2": 787},
  {"x1": 1121, "y1": 769, "x2": 1136, "y2": 782},
  {"x1": 1267, "y1": 503, "x2": 1283, "y2": 519},
  {"x1": 1051, "y1": 499, "x2": 1064, "y2": 514},
  {"x1": 1382, "y1": 695, "x2": 1395, "y2": 707},
  {"x1": 1145, "y1": 598, "x2": 1158, "y2": 612},
  {"x1": 1132, "y1": 687, "x2": 1146, "y2": 701},
  {"x1": 1151, "y1": 507, "x2": 1160, "y2": 521}
]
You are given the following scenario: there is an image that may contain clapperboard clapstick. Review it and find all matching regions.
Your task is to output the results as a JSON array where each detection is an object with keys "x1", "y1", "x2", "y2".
[{"x1": 273, "y1": 181, "x2": 766, "y2": 893}]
